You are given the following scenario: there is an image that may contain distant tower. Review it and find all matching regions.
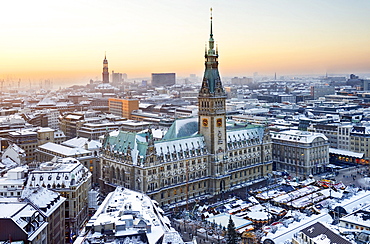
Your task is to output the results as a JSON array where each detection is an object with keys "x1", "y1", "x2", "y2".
[
  {"x1": 198, "y1": 8, "x2": 227, "y2": 156},
  {"x1": 102, "y1": 54, "x2": 109, "y2": 83}
]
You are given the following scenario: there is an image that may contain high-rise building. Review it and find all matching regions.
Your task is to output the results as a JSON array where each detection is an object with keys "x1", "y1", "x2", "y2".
[
  {"x1": 108, "y1": 98, "x2": 139, "y2": 119},
  {"x1": 102, "y1": 54, "x2": 109, "y2": 83},
  {"x1": 111, "y1": 70, "x2": 124, "y2": 83},
  {"x1": 99, "y1": 11, "x2": 272, "y2": 207},
  {"x1": 151, "y1": 73, "x2": 176, "y2": 86},
  {"x1": 310, "y1": 85, "x2": 335, "y2": 100}
]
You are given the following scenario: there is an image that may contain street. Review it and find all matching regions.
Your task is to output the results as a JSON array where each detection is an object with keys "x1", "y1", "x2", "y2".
[{"x1": 320, "y1": 165, "x2": 370, "y2": 188}]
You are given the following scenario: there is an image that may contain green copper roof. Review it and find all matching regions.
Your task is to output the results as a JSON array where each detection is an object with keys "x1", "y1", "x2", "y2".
[
  {"x1": 162, "y1": 117, "x2": 198, "y2": 140},
  {"x1": 104, "y1": 130, "x2": 137, "y2": 154},
  {"x1": 203, "y1": 68, "x2": 220, "y2": 93}
]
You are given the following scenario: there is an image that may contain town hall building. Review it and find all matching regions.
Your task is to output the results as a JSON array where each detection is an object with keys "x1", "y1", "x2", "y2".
[{"x1": 99, "y1": 12, "x2": 273, "y2": 207}]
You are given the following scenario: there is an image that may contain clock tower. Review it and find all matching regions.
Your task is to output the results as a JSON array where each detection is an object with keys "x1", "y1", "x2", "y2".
[{"x1": 198, "y1": 9, "x2": 227, "y2": 157}]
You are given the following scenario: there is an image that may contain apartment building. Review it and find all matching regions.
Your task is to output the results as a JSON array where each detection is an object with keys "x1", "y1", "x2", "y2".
[{"x1": 25, "y1": 158, "x2": 92, "y2": 242}]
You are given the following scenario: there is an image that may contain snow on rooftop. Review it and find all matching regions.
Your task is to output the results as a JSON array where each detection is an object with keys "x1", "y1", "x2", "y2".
[
  {"x1": 207, "y1": 213, "x2": 252, "y2": 229},
  {"x1": 8, "y1": 143, "x2": 25, "y2": 154},
  {"x1": 9, "y1": 129, "x2": 37, "y2": 136},
  {"x1": 62, "y1": 137, "x2": 101, "y2": 150},
  {"x1": 155, "y1": 135, "x2": 206, "y2": 157},
  {"x1": 21, "y1": 186, "x2": 65, "y2": 217},
  {"x1": 39, "y1": 142, "x2": 92, "y2": 156},
  {"x1": 139, "y1": 128, "x2": 166, "y2": 140},
  {"x1": 265, "y1": 191, "x2": 370, "y2": 244},
  {"x1": 85, "y1": 187, "x2": 181, "y2": 244},
  {"x1": 109, "y1": 130, "x2": 120, "y2": 137},
  {"x1": 65, "y1": 114, "x2": 83, "y2": 120},
  {"x1": 0, "y1": 203, "x2": 28, "y2": 218},
  {"x1": 227, "y1": 127, "x2": 262, "y2": 142},
  {"x1": 27, "y1": 158, "x2": 91, "y2": 189},
  {"x1": 329, "y1": 148, "x2": 364, "y2": 158},
  {"x1": 0, "y1": 157, "x2": 18, "y2": 169},
  {"x1": 37, "y1": 127, "x2": 55, "y2": 132},
  {"x1": 271, "y1": 129, "x2": 328, "y2": 144}
]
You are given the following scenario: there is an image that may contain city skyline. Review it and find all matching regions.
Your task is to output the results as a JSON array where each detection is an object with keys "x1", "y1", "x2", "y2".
[{"x1": 1, "y1": 0, "x2": 370, "y2": 87}]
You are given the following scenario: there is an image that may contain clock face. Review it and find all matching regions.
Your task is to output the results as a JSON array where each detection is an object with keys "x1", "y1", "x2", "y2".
[
  {"x1": 217, "y1": 118, "x2": 222, "y2": 127},
  {"x1": 202, "y1": 118, "x2": 208, "y2": 127}
]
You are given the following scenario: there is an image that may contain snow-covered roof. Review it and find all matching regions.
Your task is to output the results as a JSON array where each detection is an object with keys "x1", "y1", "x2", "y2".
[
  {"x1": 38, "y1": 98, "x2": 56, "y2": 106},
  {"x1": 62, "y1": 137, "x2": 101, "y2": 150},
  {"x1": 155, "y1": 136, "x2": 206, "y2": 160},
  {"x1": 246, "y1": 210, "x2": 271, "y2": 221},
  {"x1": 37, "y1": 127, "x2": 55, "y2": 133},
  {"x1": 0, "y1": 157, "x2": 18, "y2": 169},
  {"x1": 9, "y1": 129, "x2": 37, "y2": 136},
  {"x1": 0, "y1": 167, "x2": 26, "y2": 185},
  {"x1": 207, "y1": 213, "x2": 252, "y2": 229},
  {"x1": 273, "y1": 186, "x2": 320, "y2": 204},
  {"x1": 0, "y1": 202, "x2": 47, "y2": 240},
  {"x1": 301, "y1": 222, "x2": 351, "y2": 244},
  {"x1": 21, "y1": 186, "x2": 66, "y2": 217},
  {"x1": 6, "y1": 143, "x2": 26, "y2": 155},
  {"x1": 65, "y1": 114, "x2": 83, "y2": 120},
  {"x1": 265, "y1": 190, "x2": 370, "y2": 244},
  {"x1": 271, "y1": 130, "x2": 328, "y2": 144},
  {"x1": 95, "y1": 83, "x2": 117, "y2": 90},
  {"x1": 329, "y1": 148, "x2": 363, "y2": 158},
  {"x1": 26, "y1": 158, "x2": 91, "y2": 189},
  {"x1": 38, "y1": 142, "x2": 92, "y2": 156},
  {"x1": 84, "y1": 187, "x2": 183, "y2": 244},
  {"x1": 226, "y1": 125, "x2": 264, "y2": 144}
]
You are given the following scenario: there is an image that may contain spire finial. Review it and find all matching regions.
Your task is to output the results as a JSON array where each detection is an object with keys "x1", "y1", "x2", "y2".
[
  {"x1": 210, "y1": 8, "x2": 213, "y2": 38},
  {"x1": 105, "y1": 51, "x2": 106, "y2": 59}
]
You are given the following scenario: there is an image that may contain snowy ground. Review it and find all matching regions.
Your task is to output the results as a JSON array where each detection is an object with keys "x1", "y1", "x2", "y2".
[{"x1": 357, "y1": 177, "x2": 370, "y2": 188}]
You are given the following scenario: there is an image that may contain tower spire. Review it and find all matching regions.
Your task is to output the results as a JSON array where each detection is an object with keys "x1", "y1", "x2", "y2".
[
  {"x1": 199, "y1": 8, "x2": 224, "y2": 96},
  {"x1": 208, "y1": 8, "x2": 214, "y2": 51},
  {"x1": 210, "y1": 8, "x2": 213, "y2": 38}
]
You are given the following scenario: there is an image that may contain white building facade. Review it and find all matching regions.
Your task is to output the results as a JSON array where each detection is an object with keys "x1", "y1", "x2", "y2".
[{"x1": 271, "y1": 130, "x2": 329, "y2": 176}]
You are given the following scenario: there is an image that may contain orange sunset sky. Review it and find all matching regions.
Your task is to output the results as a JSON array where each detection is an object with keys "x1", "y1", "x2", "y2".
[{"x1": 1, "y1": 0, "x2": 370, "y2": 87}]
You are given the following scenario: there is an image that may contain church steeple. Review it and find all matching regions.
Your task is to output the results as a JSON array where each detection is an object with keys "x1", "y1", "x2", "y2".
[{"x1": 102, "y1": 53, "x2": 109, "y2": 83}]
